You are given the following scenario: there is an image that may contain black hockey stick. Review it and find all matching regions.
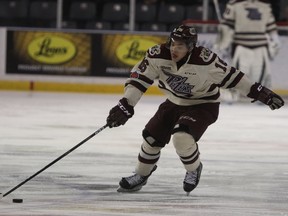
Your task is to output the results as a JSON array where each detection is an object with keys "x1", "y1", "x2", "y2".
[{"x1": 1, "y1": 124, "x2": 108, "y2": 198}]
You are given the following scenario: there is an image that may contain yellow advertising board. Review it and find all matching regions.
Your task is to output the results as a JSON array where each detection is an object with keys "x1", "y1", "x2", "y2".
[
  {"x1": 99, "y1": 34, "x2": 167, "y2": 76},
  {"x1": 7, "y1": 31, "x2": 92, "y2": 75}
]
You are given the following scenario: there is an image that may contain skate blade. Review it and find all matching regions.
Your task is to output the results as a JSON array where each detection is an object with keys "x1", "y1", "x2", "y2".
[
  {"x1": 117, "y1": 185, "x2": 142, "y2": 193},
  {"x1": 186, "y1": 192, "x2": 191, "y2": 196}
]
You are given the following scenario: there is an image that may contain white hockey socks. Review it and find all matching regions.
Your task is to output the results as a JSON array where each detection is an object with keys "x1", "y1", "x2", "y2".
[
  {"x1": 173, "y1": 132, "x2": 200, "y2": 172},
  {"x1": 135, "y1": 140, "x2": 161, "y2": 176}
]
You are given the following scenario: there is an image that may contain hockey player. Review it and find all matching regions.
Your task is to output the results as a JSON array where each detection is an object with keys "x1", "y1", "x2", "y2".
[
  {"x1": 106, "y1": 25, "x2": 284, "y2": 195},
  {"x1": 214, "y1": 0, "x2": 281, "y2": 89}
]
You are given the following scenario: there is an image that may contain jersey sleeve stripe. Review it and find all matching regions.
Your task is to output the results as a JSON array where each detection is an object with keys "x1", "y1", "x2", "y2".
[
  {"x1": 222, "y1": 22, "x2": 234, "y2": 29},
  {"x1": 125, "y1": 80, "x2": 147, "y2": 93},
  {"x1": 267, "y1": 21, "x2": 276, "y2": 27},
  {"x1": 223, "y1": 18, "x2": 234, "y2": 23},
  {"x1": 227, "y1": 72, "x2": 245, "y2": 88},
  {"x1": 208, "y1": 53, "x2": 218, "y2": 64},
  {"x1": 207, "y1": 84, "x2": 218, "y2": 92},
  {"x1": 138, "y1": 74, "x2": 154, "y2": 85},
  {"x1": 266, "y1": 22, "x2": 277, "y2": 32},
  {"x1": 219, "y1": 67, "x2": 236, "y2": 87}
]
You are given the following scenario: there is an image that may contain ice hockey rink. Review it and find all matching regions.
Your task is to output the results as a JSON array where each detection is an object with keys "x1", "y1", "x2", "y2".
[{"x1": 0, "y1": 90, "x2": 287, "y2": 216}]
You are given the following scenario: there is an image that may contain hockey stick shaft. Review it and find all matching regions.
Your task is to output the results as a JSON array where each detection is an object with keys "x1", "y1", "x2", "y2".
[
  {"x1": 213, "y1": 0, "x2": 223, "y2": 23},
  {"x1": 1, "y1": 124, "x2": 108, "y2": 198}
]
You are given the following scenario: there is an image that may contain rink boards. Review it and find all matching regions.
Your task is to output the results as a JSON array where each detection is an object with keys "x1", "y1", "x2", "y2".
[{"x1": 0, "y1": 28, "x2": 288, "y2": 95}]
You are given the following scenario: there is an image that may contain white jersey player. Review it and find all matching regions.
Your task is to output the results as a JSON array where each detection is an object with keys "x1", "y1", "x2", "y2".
[
  {"x1": 106, "y1": 25, "x2": 284, "y2": 195},
  {"x1": 215, "y1": 0, "x2": 281, "y2": 88}
]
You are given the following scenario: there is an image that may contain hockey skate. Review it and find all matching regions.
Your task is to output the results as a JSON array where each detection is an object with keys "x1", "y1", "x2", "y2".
[
  {"x1": 117, "y1": 165, "x2": 157, "y2": 192},
  {"x1": 183, "y1": 162, "x2": 203, "y2": 196}
]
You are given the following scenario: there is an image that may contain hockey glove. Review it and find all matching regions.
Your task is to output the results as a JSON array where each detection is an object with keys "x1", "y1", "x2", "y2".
[
  {"x1": 247, "y1": 83, "x2": 284, "y2": 110},
  {"x1": 106, "y1": 98, "x2": 134, "y2": 128}
]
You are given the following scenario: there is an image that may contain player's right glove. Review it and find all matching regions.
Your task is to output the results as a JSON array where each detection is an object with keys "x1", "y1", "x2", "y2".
[
  {"x1": 247, "y1": 82, "x2": 284, "y2": 110},
  {"x1": 106, "y1": 98, "x2": 134, "y2": 128}
]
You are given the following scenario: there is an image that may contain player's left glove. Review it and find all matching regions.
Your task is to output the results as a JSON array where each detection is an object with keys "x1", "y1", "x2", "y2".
[
  {"x1": 247, "y1": 82, "x2": 284, "y2": 110},
  {"x1": 106, "y1": 98, "x2": 134, "y2": 128}
]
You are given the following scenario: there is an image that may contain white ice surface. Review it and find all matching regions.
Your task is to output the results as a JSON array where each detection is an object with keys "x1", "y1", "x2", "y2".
[{"x1": 0, "y1": 91, "x2": 287, "y2": 216}]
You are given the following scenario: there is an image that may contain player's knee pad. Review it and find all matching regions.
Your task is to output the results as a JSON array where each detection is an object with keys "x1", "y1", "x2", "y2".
[
  {"x1": 172, "y1": 132, "x2": 196, "y2": 155},
  {"x1": 142, "y1": 129, "x2": 166, "y2": 147}
]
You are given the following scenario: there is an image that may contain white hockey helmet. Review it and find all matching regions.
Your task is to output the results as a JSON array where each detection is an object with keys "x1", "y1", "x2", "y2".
[{"x1": 167, "y1": 25, "x2": 198, "y2": 50}]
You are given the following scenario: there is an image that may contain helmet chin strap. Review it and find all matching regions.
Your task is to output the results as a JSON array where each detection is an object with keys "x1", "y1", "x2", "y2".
[{"x1": 188, "y1": 45, "x2": 194, "y2": 53}]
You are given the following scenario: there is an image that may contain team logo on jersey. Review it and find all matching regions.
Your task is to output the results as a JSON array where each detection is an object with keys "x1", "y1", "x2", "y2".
[
  {"x1": 200, "y1": 48, "x2": 213, "y2": 62},
  {"x1": 163, "y1": 70, "x2": 194, "y2": 96},
  {"x1": 130, "y1": 71, "x2": 139, "y2": 79},
  {"x1": 245, "y1": 8, "x2": 261, "y2": 20},
  {"x1": 149, "y1": 45, "x2": 161, "y2": 56}
]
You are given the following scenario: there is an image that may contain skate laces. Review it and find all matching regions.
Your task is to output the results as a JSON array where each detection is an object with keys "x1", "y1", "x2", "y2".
[
  {"x1": 125, "y1": 173, "x2": 145, "y2": 186},
  {"x1": 184, "y1": 170, "x2": 198, "y2": 185}
]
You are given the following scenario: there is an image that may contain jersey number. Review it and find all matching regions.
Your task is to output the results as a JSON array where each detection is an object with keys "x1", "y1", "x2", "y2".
[
  {"x1": 215, "y1": 58, "x2": 227, "y2": 72},
  {"x1": 138, "y1": 58, "x2": 149, "y2": 72}
]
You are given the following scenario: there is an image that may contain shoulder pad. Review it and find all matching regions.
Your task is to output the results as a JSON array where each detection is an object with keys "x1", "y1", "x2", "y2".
[
  {"x1": 148, "y1": 44, "x2": 161, "y2": 56},
  {"x1": 147, "y1": 43, "x2": 171, "y2": 60},
  {"x1": 188, "y1": 46, "x2": 217, "y2": 65}
]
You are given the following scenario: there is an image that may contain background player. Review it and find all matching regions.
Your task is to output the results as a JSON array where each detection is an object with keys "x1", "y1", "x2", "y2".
[{"x1": 214, "y1": 0, "x2": 281, "y2": 101}]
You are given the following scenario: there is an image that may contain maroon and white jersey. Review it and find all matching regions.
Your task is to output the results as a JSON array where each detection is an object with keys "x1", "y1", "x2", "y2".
[
  {"x1": 124, "y1": 44, "x2": 253, "y2": 106},
  {"x1": 222, "y1": 0, "x2": 278, "y2": 48}
]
